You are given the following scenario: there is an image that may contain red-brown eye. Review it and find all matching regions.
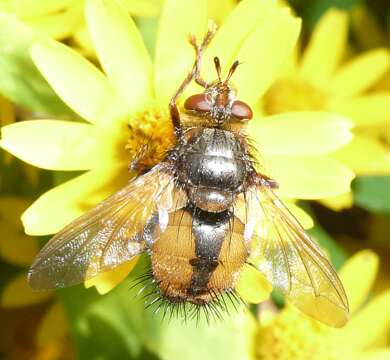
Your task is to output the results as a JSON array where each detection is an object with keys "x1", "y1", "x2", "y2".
[
  {"x1": 231, "y1": 100, "x2": 253, "y2": 120},
  {"x1": 184, "y1": 94, "x2": 212, "y2": 112}
]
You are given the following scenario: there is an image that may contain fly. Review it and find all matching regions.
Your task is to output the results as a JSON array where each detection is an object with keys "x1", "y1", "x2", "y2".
[{"x1": 28, "y1": 23, "x2": 349, "y2": 327}]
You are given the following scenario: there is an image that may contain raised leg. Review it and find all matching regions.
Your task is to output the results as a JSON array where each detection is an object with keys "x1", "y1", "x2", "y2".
[
  {"x1": 257, "y1": 173, "x2": 279, "y2": 189},
  {"x1": 190, "y1": 31, "x2": 213, "y2": 88},
  {"x1": 169, "y1": 21, "x2": 217, "y2": 138}
]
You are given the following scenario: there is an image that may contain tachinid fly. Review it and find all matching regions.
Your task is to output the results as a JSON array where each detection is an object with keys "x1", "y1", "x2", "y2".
[{"x1": 28, "y1": 23, "x2": 349, "y2": 327}]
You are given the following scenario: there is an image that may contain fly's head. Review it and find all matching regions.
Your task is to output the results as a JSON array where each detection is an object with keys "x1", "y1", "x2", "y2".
[{"x1": 184, "y1": 57, "x2": 253, "y2": 126}]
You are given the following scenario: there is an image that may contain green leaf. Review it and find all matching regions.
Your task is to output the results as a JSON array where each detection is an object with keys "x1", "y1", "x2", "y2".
[
  {"x1": 0, "y1": 12, "x2": 78, "y2": 118},
  {"x1": 353, "y1": 176, "x2": 390, "y2": 215},
  {"x1": 58, "y1": 256, "x2": 162, "y2": 360},
  {"x1": 58, "y1": 253, "x2": 259, "y2": 360},
  {"x1": 157, "y1": 309, "x2": 257, "y2": 360}
]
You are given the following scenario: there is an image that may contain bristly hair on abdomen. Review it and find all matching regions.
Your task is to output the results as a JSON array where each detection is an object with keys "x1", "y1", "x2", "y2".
[{"x1": 129, "y1": 267, "x2": 246, "y2": 324}]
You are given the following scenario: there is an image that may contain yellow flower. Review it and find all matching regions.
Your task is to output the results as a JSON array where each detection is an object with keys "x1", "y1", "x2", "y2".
[
  {"x1": 0, "y1": 0, "x2": 353, "y2": 294},
  {"x1": 0, "y1": 95, "x2": 39, "y2": 186},
  {"x1": 350, "y1": 4, "x2": 390, "y2": 144},
  {"x1": 351, "y1": 4, "x2": 390, "y2": 53},
  {"x1": 0, "y1": 197, "x2": 71, "y2": 358},
  {"x1": 0, "y1": 0, "x2": 163, "y2": 56},
  {"x1": 255, "y1": 250, "x2": 390, "y2": 360},
  {"x1": 207, "y1": 0, "x2": 237, "y2": 25},
  {"x1": 262, "y1": 8, "x2": 390, "y2": 210}
]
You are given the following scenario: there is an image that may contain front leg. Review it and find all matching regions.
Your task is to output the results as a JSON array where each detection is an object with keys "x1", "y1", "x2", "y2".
[{"x1": 169, "y1": 21, "x2": 217, "y2": 138}]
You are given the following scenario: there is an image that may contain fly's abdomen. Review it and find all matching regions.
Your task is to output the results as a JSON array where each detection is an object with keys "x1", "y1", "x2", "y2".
[{"x1": 150, "y1": 207, "x2": 248, "y2": 305}]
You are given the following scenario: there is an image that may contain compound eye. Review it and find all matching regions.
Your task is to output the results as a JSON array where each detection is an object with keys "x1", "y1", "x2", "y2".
[
  {"x1": 231, "y1": 100, "x2": 253, "y2": 120},
  {"x1": 184, "y1": 94, "x2": 212, "y2": 113}
]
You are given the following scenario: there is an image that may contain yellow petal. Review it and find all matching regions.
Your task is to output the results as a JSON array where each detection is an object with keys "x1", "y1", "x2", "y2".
[
  {"x1": 6, "y1": 0, "x2": 74, "y2": 17},
  {"x1": 336, "y1": 290, "x2": 390, "y2": 351},
  {"x1": 339, "y1": 249, "x2": 379, "y2": 314},
  {"x1": 85, "y1": 257, "x2": 140, "y2": 294},
  {"x1": 0, "y1": 197, "x2": 39, "y2": 266},
  {"x1": 328, "y1": 49, "x2": 390, "y2": 98},
  {"x1": 330, "y1": 93, "x2": 390, "y2": 127},
  {"x1": 331, "y1": 135, "x2": 390, "y2": 176},
  {"x1": 249, "y1": 111, "x2": 353, "y2": 156},
  {"x1": 154, "y1": 0, "x2": 207, "y2": 104},
  {"x1": 319, "y1": 192, "x2": 353, "y2": 211},
  {"x1": 31, "y1": 39, "x2": 126, "y2": 126},
  {"x1": 236, "y1": 264, "x2": 272, "y2": 304},
  {"x1": 0, "y1": 120, "x2": 104, "y2": 171},
  {"x1": 264, "y1": 155, "x2": 355, "y2": 199},
  {"x1": 300, "y1": 9, "x2": 348, "y2": 85},
  {"x1": 24, "y1": 3, "x2": 83, "y2": 40},
  {"x1": 207, "y1": 0, "x2": 236, "y2": 25},
  {"x1": 122, "y1": 0, "x2": 162, "y2": 17},
  {"x1": 22, "y1": 164, "x2": 129, "y2": 235},
  {"x1": 233, "y1": 7, "x2": 301, "y2": 104},
  {"x1": 86, "y1": 0, "x2": 153, "y2": 112},
  {"x1": 202, "y1": 0, "x2": 276, "y2": 79},
  {"x1": 72, "y1": 26, "x2": 96, "y2": 56},
  {"x1": 278, "y1": 40, "x2": 300, "y2": 78},
  {"x1": 1, "y1": 273, "x2": 53, "y2": 308},
  {"x1": 36, "y1": 302, "x2": 68, "y2": 347},
  {"x1": 354, "y1": 350, "x2": 390, "y2": 360}
]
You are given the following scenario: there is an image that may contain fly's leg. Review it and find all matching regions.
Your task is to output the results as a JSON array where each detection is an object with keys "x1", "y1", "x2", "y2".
[
  {"x1": 169, "y1": 21, "x2": 217, "y2": 138},
  {"x1": 256, "y1": 173, "x2": 279, "y2": 189},
  {"x1": 190, "y1": 27, "x2": 215, "y2": 88}
]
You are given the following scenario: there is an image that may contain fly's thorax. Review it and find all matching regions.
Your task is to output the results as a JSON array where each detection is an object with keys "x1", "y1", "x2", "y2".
[
  {"x1": 150, "y1": 207, "x2": 248, "y2": 305},
  {"x1": 176, "y1": 128, "x2": 249, "y2": 212}
]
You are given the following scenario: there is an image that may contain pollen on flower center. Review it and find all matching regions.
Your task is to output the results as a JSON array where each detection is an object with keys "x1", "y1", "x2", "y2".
[
  {"x1": 263, "y1": 77, "x2": 328, "y2": 115},
  {"x1": 256, "y1": 307, "x2": 347, "y2": 360},
  {"x1": 125, "y1": 104, "x2": 175, "y2": 171}
]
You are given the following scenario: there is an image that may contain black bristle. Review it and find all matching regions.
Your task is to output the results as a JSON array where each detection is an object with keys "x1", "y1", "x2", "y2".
[{"x1": 129, "y1": 266, "x2": 245, "y2": 325}]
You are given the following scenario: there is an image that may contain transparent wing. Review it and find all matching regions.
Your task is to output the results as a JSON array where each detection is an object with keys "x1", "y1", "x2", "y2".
[
  {"x1": 28, "y1": 163, "x2": 187, "y2": 290},
  {"x1": 244, "y1": 184, "x2": 349, "y2": 327}
]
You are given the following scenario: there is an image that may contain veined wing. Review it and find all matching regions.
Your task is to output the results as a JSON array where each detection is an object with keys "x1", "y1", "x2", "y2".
[
  {"x1": 28, "y1": 163, "x2": 187, "y2": 290},
  {"x1": 244, "y1": 184, "x2": 349, "y2": 327}
]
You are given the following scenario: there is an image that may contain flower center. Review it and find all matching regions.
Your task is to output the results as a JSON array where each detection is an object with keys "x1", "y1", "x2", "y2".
[
  {"x1": 256, "y1": 307, "x2": 348, "y2": 360},
  {"x1": 263, "y1": 77, "x2": 328, "y2": 115},
  {"x1": 125, "y1": 104, "x2": 175, "y2": 172}
]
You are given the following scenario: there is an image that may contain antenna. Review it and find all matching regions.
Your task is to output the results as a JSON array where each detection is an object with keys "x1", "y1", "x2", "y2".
[
  {"x1": 214, "y1": 56, "x2": 222, "y2": 81},
  {"x1": 225, "y1": 60, "x2": 240, "y2": 82}
]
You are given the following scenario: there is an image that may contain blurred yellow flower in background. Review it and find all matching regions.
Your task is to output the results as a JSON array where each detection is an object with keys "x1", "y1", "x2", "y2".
[
  {"x1": 0, "y1": 0, "x2": 354, "y2": 296},
  {"x1": 207, "y1": 0, "x2": 236, "y2": 25},
  {"x1": 0, "y1": 0, "x2": 235, "y2": 58},
  {"x1": 255, "y1": 250, "x2": 390, "y2": 360},
  {"x1": 0, "y1": 197, "x2": 71, "y2": 360},
  {"x1": 0, "y1": 95, "x2": 14, "y2": 128},
  {"x1": 0, "y1": 0, "x2": 163, "y2": 56},
  {"x1": 261, "y1": 8, "x2": 390, "y2": 210},
  {"x1": 0, "y1": 95, "x2": 40, "y2": 186},
  {"x1": 351, "y1": 4, "x2": 390, "y2": 55},
  {"x1": 351, "y1": 4, "x2": 390, "y2": 146}
]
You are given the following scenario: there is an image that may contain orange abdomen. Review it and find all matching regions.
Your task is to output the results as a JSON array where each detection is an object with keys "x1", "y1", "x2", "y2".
[{"x1": 151, "y1": 209, "x2": 248, "y2": 305}]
